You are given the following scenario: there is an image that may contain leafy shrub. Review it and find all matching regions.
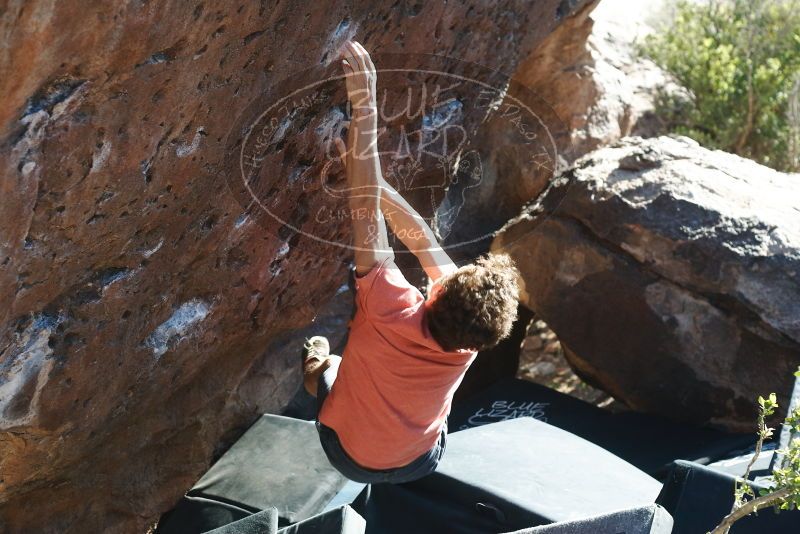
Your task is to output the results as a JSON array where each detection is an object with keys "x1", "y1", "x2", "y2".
[{"x1": 641, "y1": 0, "x2": 800, "y2": 171}]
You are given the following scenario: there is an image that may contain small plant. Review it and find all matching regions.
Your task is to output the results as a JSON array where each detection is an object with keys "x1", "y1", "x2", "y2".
[{"x1": 710, "y1": 369, "x2": 800, "y2": 533}]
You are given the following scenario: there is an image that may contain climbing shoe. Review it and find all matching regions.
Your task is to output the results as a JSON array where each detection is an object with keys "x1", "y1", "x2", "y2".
[{"x1": 302, "y1": 335, "x2": 330, "y2": 367}]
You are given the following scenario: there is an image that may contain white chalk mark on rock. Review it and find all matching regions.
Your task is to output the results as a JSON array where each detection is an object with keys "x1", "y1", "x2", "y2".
[
  {"x1": 21, "y1": 161, "x2": 37, "y2": 177},
  {"x1": 335, "y1": 283, "x2": 350, "y2": 295},
  {"x1": 234, "y1": 213, "x2": 249, "y2": 229},
  {"x1": 176, "y1": 127, "x2": 205, "y2": 158},
  {"x1": 0, "y1": 314, "x2": 60, "y2": 429},
  {"x1": 142, "y1": 238, "x2": 164, "y2": 258},
  {"x1": 276, "y1": 242, "x2": 290, "y2": 259},
  {"x1": 90, "y1": 140, "x2": 112, "y2": 173},
  {"x1": 322, "y1": 18, "x2": 358, "y2": 66},
  {"x1": 269, "y1": 242, "x2": 291, "y2": 277},
  {"x1": 144, "y1": 299, "x2": 211, "y2": 359}
]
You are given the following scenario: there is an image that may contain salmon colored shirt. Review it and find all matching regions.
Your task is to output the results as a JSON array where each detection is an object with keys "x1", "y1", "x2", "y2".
[{"x1": 318, "y1": 256, "x2": 477, "y2": 470}]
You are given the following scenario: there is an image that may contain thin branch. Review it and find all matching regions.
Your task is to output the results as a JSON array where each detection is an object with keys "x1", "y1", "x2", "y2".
[
  {"x1": 738, "y1": 414, "x2": 767, "y2": 506},
  {"x1": 737, "y1": 436, "x2": 762, "y2": 502},
  {"x1": 711, "y1": 488, "x2": 793, "y2": 534}
]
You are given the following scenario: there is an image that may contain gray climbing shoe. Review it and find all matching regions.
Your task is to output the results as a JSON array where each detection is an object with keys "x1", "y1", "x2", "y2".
[{"x1": 302, "y1": 336, "x2": 330, "y2": 367}]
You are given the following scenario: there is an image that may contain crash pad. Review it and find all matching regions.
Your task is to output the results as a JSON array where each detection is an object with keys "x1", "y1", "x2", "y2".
[
  {"x1": 352, "y1": 417, "x2": 662, "y2": 533},
  {"x1": 449, "y1": 378, "x2": 752, "y2": 476},
  {"x1": 501, "y1": 504, "x2": 673, "y2": 534},
  {"x1": 656, "y1": 460, "x2": 800, "y2": 533},
  {"x1": 203, "y1": 505, "x2": 365, "y2": 534},
  {"x1": 157, "y1": 415, "x2": 348, "y2": 533}
]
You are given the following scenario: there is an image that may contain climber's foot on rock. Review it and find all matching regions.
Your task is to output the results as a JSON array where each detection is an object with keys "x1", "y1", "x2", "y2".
[
  {"x1": 303, "y1": 336, "x2": 330, "y2": 365},
  {"x1": 303, "y1": 336, "x2": 331, "y2": 397}
]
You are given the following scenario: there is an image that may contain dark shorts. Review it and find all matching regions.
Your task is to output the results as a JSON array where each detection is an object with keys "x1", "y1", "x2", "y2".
[{"x1": 315, "y1": 358, "x2": 447, "y2": 484}]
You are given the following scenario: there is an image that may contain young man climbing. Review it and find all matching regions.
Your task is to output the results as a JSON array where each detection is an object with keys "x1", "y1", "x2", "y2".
[{"x1": 302, "y1": 40, "x2": 520, "y2": 483}]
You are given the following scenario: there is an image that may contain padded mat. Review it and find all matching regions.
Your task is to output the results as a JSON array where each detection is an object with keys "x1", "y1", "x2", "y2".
[
  {"x1": 657, "y1": 460, "x2": 800, "y2": 533},
  {"x1": 353, "y1": 417, "x2": 662, "y2": 534},
  {"x1": 450, "y1": 378, "x2": 753, "y2": 476},
  {"x1": 157, "y1": 415, "x2": 348, "y2": 533},
  {"x1": 502, "y1": 504, "x2": 673, "y2": 534}
]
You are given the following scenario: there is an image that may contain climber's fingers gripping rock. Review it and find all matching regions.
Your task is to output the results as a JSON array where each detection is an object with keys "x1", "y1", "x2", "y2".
[
  {"x1": 334, "y1": 136, "x2": 348, "y2": 168},
  {"x1": 341, "y1": 40, "x2": 377, "y2": 112}
]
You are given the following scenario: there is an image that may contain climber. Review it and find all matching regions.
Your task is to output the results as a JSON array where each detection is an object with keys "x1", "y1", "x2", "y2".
[{"x1": 302, "y1": 40, "x2": 520, "y2": 484}]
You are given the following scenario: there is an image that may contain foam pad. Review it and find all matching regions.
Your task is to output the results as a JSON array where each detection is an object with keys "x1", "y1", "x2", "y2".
[
  {"x1": 502, "y1": 504, "x2": 673, "y2": 534},
  {"x1": 158, "y1": 495, "x2": 254, "y2": 534},
  {"x1": 203, "y1": 507, "x2": 279, "y2": 534},
  {"x1": 277, "y1": 505, "x2": 366, "y2": 534},
  {"x1": 323, "y1": 481, "x2": 368, "y2": 513},
  {"x1": 203, "y1": 505, "x2": 365, "y2": 534},
  {"x1": 450, "y1": 378, "x2": 752, "y2": 476},
  {"x1": 157, "y1": 415, "x2": 348, "y2": 533},
  {"x1": 352, "y1": 417, "x2": 662, "y2": 534},
  {"x1": 707, "y1": 447, "x2": 775, "y2": 479},
  {"x1": 656, "y1": 460, "x2": 800, "y2": 533}
]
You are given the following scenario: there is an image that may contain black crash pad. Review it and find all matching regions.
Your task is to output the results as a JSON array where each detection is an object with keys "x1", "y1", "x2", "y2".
[
  {"x1": 157, "y1": 415, "x2": 348, "y2": 533},
  {"x1": 449, "y1": 378, "x2": 753, "y2": 476},
  {"x1": 706, "y1": 446, "x2": 775, "y2": 479},
  {"x1": 656, "y1": 460, "x2": 800, "y2": 533},
  {"x1": 204, "y1": 507, "x2": 278, "y2": 534},
  {"x1": 502, "y1": 504, "x2": 673, "y2": 534},
  {"x1": 352, "y1": 417, "x2": 662, "y2": 534},
  {"x1": 204, "y1": 505, "x2": 366, "y2": 534}
]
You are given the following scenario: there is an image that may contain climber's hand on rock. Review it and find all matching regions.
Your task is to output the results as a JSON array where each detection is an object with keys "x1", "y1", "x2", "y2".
[
  {"x1": 334, "y1": 136, "x2": 348, "y2": 169},
  {"x1": 341, "y1": 40, "x2": 377, "y2": 114}
]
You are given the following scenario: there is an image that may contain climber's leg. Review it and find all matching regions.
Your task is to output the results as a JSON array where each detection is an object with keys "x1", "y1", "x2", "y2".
[
  {"x1": 304, "y1": 356, "x2": 340, "y2": 397},
  {"x1": 314, "y1": 355, "x2": 342, "y2": 412}
]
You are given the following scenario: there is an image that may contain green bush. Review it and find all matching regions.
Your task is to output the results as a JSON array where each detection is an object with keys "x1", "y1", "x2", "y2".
[{"x1": 641, "y1": 0, "x2": 800, "y2": 172}]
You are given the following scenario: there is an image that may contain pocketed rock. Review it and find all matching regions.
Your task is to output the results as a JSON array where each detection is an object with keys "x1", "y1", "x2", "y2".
[{"x1": 0, "y1": 1, "x2": 595, "y2": 530}]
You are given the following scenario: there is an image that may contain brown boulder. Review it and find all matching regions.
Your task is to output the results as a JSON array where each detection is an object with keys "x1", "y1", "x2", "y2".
[
  {"x1": 493, "y1": 136, "x2": 800, "y2": 431},
  {"x1": 0, "y1": 1, "x2": 595, "y2": 531}
]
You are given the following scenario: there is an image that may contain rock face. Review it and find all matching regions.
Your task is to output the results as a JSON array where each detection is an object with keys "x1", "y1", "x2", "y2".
[
  {"x1": 514, "y1": 0, "x2": 675, "y2": 159},
  {"x1": 0, "y1": 1, "x2": 596, "y2": 531},
  {"x1": 444, "y1": 0, "x2": 682, "y2": 262},
  {"x1": 493, "y1": 136, "x2": 800, "y2": 431},
  {"x1": 583, "y1": 0, "x2": 688, "y2": 142},
  {"x1": 438, "y1": 0, "x2": 601, "y2": 263}
]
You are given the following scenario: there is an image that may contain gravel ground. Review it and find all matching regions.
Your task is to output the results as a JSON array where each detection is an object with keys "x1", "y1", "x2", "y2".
[{"x1": 517, "y1": 319, "x2": 624, "y2": 410}]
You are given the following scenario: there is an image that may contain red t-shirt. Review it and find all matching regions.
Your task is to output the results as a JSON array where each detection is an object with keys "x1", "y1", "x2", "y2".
[{"x1": 318, "y1": 257, "x2": 477, "y2": 470}]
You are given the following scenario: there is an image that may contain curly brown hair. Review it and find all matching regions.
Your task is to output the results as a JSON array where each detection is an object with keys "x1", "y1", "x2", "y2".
[{"x1": 426, "y1": 253, "x2": 520, "y2": 352}]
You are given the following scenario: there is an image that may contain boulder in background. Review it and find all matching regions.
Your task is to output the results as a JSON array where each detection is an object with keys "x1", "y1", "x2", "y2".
[{"x1": 493, "y1": 135, "x2": 800, "y2": 430}]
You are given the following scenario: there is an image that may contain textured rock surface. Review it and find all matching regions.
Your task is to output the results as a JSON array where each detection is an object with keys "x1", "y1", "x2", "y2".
[
  {"x1": 445, "y1": 0, "x2": 681, "y2": 262},
  {"x1": 585, "y1": 0, "x2": 686, "y2": 141},
  {"x1": 0, "y1": 1, "x2": 595, "y2": 531},
  {"x1": 493, "y1": 136, "x2": 800, "y2": 430},
  {"x1": 438, "y1": 0, "x2": 600, "y2": 263},
  {"x1": 514, "y1": 0, "x2": 675, "y2": 159}
]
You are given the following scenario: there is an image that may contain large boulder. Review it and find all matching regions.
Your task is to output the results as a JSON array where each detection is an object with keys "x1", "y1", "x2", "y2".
[
  {"x1": 493, "y1": 136, "x2": 800, "y2": 431},
  {"x1": 0, "y1": 1, "x2": 597, "y2": 531}
]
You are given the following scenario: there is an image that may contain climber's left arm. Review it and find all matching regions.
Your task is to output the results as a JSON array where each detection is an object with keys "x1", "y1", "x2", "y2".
[
  {"x1": 335, "y1": 41, "x2": 455, "y2": 283},
  {"x1": 340, "y1": 41, "x2": 394, "y2": 276}
]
